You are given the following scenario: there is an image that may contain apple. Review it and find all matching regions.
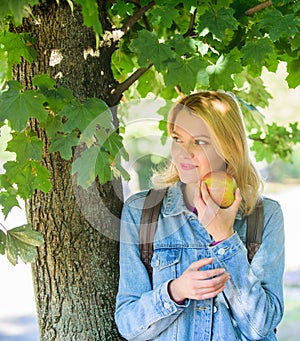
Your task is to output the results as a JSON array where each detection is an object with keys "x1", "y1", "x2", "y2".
[{"x1": 201, "y1": 171, "x2": 237, "y2": 208}]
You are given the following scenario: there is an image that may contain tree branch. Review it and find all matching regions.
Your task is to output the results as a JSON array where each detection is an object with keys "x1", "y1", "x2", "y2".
[
  {"x1": 112, "y1": 63, "x2": 153, "y2": 99},
  {"x1": 245, "y1": 1, "x2": 272, "y2": 16},
  {"x1": 183, "y1": 9, "x2": 197, "y2": 38},
  {"x1": 120, "y1": 1, "x2": 155, "y2": 36}
]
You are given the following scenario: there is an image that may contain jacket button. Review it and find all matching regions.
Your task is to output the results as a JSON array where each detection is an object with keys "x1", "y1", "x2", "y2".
[
  {"x1": 213, "y1": 306, "x2": 218, "y2": 313},
  {"x1": 218, "y1": 248, "x2": 225, "y2": 255},
  {"x1": 164, "y1": 302, "x2": 172, "y2": 310}
]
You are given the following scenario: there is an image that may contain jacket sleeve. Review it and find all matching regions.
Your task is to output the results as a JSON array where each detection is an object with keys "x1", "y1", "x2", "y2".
[
  {"x1": 209, "y1": 199, "x2": 284, "y2": 340},
  {"x1": 114, "y1": 198, "x2": 188, "y2": 341}
]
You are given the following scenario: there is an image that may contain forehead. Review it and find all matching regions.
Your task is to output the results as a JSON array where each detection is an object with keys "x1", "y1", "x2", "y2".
[{"x1": 172, "y1": 109, "x2": 211, "y2": 136}]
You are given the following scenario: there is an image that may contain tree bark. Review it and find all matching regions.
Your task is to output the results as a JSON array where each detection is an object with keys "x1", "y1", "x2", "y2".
[{"x1": 13, "y1": 1, "x2": 124, "y2": 339}]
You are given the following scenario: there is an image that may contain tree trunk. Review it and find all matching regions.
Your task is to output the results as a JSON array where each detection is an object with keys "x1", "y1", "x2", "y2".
[{"x1": 13, "y1": 1, "x2": 124, "y2": 339}]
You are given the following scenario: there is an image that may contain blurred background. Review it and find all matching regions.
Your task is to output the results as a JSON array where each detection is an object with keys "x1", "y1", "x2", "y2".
[{"x1": 0, "y1": 63, "x2": 299, "y2": 340}]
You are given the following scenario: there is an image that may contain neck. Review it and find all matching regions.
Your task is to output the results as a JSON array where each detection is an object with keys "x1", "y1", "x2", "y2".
[{"x1": 181, "y1": 182, "x2": 197, "y2": 208}]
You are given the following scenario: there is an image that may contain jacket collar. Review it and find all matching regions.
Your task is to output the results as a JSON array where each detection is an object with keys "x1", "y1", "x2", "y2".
[{"x1": 162, "y1": 181, "x2": 187, "y2": 216}]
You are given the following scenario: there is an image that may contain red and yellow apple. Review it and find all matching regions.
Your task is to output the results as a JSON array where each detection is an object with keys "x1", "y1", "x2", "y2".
[{"x1": 201, "y1": 171, "x2": 237, "y2": 208}]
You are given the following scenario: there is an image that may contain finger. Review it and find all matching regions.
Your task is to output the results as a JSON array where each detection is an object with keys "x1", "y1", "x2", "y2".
[
  {"x1": 189, "y1": 257, "x2": 215, "y2": 271},
  {"x1": 200, "y1": 181, "x2": 220, "y2": 211},
  {"x1": 198, "y1": 272, "x2": 230, "y2": 289},
  {"x1": 192, "y1": 275, "x2": 230, "y2": 299},
  {"x1": 196, "y1": 268, "x2": 228, "y2": 280},
  {"x1": 194, "y1": 285, "x2": 227, "y2": 300},
  {"x1": 200, "y1": 181, "x2": 210, "y2": 204},
  {"x1": 193, "y1": 184, "x2": 205, "y2": 210},
  {"x1": 233, "y1": 187, "x2": 242, "y2": 206}
]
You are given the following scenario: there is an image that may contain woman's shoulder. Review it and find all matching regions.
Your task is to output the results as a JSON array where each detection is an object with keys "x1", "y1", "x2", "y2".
[
  {"x1": 261, "y1": 195, "x2": 283, "y2": 219},
  {"x1": 262, "y1": 195, "x2": 281, "y2": 209},
  {"x1": 124, "y1": 189, "x2": 149, "y2": 210}
]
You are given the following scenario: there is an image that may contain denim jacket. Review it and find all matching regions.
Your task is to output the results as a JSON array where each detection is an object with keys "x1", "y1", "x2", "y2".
[{"x1": 115, "y1": 182, "x2": 285, "y2": 340}]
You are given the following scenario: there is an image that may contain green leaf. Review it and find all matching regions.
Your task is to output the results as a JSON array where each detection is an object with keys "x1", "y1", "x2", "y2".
[
  {"x1": 241, "y1": 38, "x2": 274, "y2": 70},
  {"x1": 136, "y1": 68, "x2": 164, "y2": 98},
  {"x1": 111, "y1": 0, "x2": 135, "y2": 16},
  {"x1": 6, "y1": 232, "x2": 18, "y2": 265},
  {"x1": 0, "y1": 0, "x2": 39, "y2": 26},
  {"x1": 6, "y1": 225, "x2": 42, "y2": 265},
  {"x1": 0, "y1": 187, "x2": 20, "y2": 218},
  {"x1": 249, "y1": 122, "x2": 299, "y2": 163},
  {"x1": 150, "y1": 7, "x2": 180, "y2": 28},
  {"x1": 74, "y1": 0, "x2": 103, "y2": 35},
  {"x1": 259, "y1": 9, "x2": 300, "y2": 42},
  {"x1": 207, "y1": 53, "x2": 242, "y2": 90},
  {"x1": 9, "y1": 224, "x2": 44, "y2": 247},
  {"x1": 0, "y1": 32, "x2": 37, "y2": 70},
  {"x1": 33, "y1": 74, "x2": 75, "y2": 112},
  {"x1": 49, "y1": 131, "x2": 79, "y2": 160},
  {"x1": 197, "y1": 8, "x2": 238, "y2": 40},
  {"x1": 32, "y1": 74, "x2": 56, "y2": 90},
  {"x1": 72, "y1": 146, "x2": 100, "y2": 188},
  {"x1": 39, "y1": 114, "x2": 63, "y2": 140},
  {"x1": 168, "y1": 35, "x2": 196, "y2": 56},
  {"x1": 95, "y1": 150, "x2": 112, "y2": 184},
  {"x1": 103, "y1": 131, "x2": 129, "y2": 161},
  {"x1": 4, "y1": 160, "x2": 51, "y2": 199},
  {"x1": 130, "y1": 30, "x2": 174, "y2": 71},
  {"x1": 0, "y1": 81, "x2": 47, "y2": 131},
  {"x1": 290, "y1": 32, "x2": 300, "y2": 51},
  {"x1": 165, "y1": 57, "x2": 209, "y2": 93},
  {"x1": 0, "y1": 230, "x2": 6, "y2": 255},
  {"x1": 113, "y1": 160, "x2": 130, "y2": 182},
  {"x1": 111, "y1": 49, "x2": 136, "y2": 80},
  {"x1": 6, "y1": 131, "x2": 43, "y2": 163},
  {"x1": 61, "y1": 97, "x2": 110, "y2": 133},
  {"x1": 286, "y1": 57, "x2": 300, "y2": 88}
]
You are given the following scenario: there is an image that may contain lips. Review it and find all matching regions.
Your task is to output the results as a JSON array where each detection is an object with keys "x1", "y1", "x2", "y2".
[{"x1": 180, "y1": 163, "x2": 197, "y2": 170}]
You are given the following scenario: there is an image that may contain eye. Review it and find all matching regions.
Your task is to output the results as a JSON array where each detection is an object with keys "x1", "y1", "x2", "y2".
[
  {"x1": 172, "y1": 135, "x2": 182, "y2": 143},
  {"x1": 194, "y1": 139, "x2": 208, "y2": 146}
]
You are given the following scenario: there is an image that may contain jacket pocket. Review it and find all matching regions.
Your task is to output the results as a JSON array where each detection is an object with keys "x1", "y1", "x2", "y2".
[{"x1": 151, "y1": 248, "x2": 182, "y2": 285}]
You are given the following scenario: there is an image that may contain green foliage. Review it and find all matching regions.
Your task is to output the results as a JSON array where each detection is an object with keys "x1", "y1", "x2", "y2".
[
  {"x1": 0, "y1": 0, "x2": 300, "y2": 263},
  {"x1": 0, "y1": 0, "x2": 39, "y2": 26},
  {"x1": 0, "y1": 223, "x2": 44, "y2": 265},
  {"x1": 0, "y1": 75, "x2": 129, "y2": 216},
  {"x1": 0, "y1": 81, "x2": 46, "y2": 130},
  {"x1": 249, "y1": 122, "x2": 300, "y2": 163},
  {"x1": 0, "y1": 32, "x2": 37, "y2": 81}
]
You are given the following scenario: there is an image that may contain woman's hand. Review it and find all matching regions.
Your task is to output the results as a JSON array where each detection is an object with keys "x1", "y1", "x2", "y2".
[
  {"x1": 168, "y1": 258, "x2": 230, "y2": 303},
  {"x1": 194, "y1": 181, "x2": 242, "y2": 242}
]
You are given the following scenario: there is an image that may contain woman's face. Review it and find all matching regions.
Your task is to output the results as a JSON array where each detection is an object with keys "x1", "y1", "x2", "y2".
[{"x1": 171, "y1": 109, "x2": 226, "y2": 185}]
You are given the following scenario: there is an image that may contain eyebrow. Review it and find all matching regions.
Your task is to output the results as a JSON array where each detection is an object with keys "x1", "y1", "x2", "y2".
[{"x1": 172, "y1": 130, "x2": 210, "y2": 139}]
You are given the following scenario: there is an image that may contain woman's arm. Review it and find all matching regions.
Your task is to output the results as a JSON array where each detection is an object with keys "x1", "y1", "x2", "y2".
[
  {"x1": 209, "y1": 199, "x2": 284, "y2": 340},
  {"x1": 114, "y1": 198, "x2": 188, "y2": 341}
]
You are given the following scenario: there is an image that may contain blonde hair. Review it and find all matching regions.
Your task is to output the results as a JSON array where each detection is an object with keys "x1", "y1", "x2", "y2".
[{"x1": 152, "y1": 91, "x2": 263, "y2": 215}]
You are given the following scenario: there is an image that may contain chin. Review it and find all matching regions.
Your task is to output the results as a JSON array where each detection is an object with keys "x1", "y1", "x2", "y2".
[{"x1": 178, "y1": 174, "x2": 200, "y2": 184}]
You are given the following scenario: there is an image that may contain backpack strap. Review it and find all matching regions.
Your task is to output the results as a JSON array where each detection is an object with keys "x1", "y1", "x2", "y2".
[
  {"x1": 246, "y1": 199, "x2": 264, "y2": 263},
  {"x1": 139, "y1": 188, "x2": 167, "y2": 282}
]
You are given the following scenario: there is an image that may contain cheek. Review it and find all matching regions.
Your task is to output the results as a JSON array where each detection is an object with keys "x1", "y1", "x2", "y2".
[
  {"x1": 205, "y1": 149, "x2": 225, "y2": 169},
  {"x1": 171, "y1": 142, "x2": 181, "y2": 162}
]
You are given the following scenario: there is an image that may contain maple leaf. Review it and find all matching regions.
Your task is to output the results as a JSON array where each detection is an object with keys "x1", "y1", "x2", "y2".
[
  {"x1": 61, "y1": 97, "x2": 110, "y2": 134},
  {"x1": 165, "y1": 57, "x2": 209, "y2": 93},
  {"x1": 130, "y1": 30, "x2": 174, "y2": 71},
  {"x1": 197, "y1": 8, "x2": 238, "y2": 40},
  {"x1": 0, "y1": 81, "x2": 47, "y2": 131},
  {"x1": 259, "y1": 9, "x2": 300, "y2": 42},
  {"x1": 207, "y1": 53, "x2": 242, "y2": 90},
  {"x1": 241, "y1": 38, "x2": 274, "y2": 69}
]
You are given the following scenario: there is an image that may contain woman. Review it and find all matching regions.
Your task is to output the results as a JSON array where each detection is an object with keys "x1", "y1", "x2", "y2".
[{"x1": 115, "y1": 91, "x2": 285, "y2": 340}]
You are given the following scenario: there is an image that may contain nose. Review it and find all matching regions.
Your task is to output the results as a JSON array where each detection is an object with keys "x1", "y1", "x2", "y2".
[{"x1": 182, "y1": 142, "x2": 195, "y2": 158}]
